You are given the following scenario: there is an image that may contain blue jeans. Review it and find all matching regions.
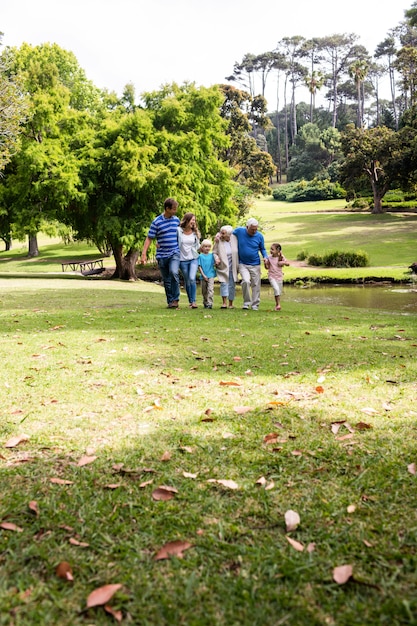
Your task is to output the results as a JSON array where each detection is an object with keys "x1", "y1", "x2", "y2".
[
  {"x1": 180, "y1": 258, "x2": 198, "y2": 304},
  {"x1": 157, "y1": 253, "x2": 180, "y2": 305}
]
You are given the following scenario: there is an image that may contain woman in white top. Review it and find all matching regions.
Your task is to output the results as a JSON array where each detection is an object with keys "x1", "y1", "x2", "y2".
[
  {"x1": 178, "y1": 213, "x2": 200, "y2": 308},
  {"x1": 213, "y1": 225, "x2": 239, "y2": 308}
]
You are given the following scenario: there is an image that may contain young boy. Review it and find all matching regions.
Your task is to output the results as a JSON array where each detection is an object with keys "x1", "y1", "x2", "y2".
[{"x1": 198, "y1": 239, "x2": 218, "y2": 309}]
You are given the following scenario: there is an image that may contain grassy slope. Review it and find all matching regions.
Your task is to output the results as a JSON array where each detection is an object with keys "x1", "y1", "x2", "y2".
[{"x1": 0, "y1": 279, "x2": 416, "y2": 624}]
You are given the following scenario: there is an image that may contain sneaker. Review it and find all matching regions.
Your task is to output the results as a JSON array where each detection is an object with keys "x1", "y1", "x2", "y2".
[
  {"x1": 251, "y1": 306, "x2": 258, "y2": 310},
  {"x1": 242, "y1": 304, "x2": 249, "y2": 310},
  {"x1": 206, "y1": 305, "x2": 212, "y2": 309}
]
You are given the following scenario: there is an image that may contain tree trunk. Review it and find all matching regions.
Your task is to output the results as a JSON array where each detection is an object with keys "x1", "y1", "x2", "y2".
[
  {"x1": 112, "y1": 244, "x2": 139, "y2": 280},
  {"x1": 28, "y1": 235, "x2": 39, "y2": 257},
  {"x1": 371, "y1": 188, "x2": 385, "y2": 214}
]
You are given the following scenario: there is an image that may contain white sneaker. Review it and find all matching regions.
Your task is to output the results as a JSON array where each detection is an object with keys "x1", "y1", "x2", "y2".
[
  {"x1": 252, "y1": 306, "x2": 258, "y2": 310},
  {"x1": 242, "y1": 304, "x2": 249, "y2": 309}
]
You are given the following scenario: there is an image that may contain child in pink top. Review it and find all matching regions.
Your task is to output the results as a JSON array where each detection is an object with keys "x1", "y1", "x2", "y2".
[{"x1": 266, "y1": 243, "x2": 290, "y2": 310}]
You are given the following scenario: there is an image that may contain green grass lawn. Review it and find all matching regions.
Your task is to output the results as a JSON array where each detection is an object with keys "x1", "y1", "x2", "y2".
[{"x1": 0, "y1": 278, "x2": 416, "y2": 624}]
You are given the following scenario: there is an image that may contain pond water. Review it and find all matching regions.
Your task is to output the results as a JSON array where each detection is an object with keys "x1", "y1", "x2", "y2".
[{"x1": 274, "y1": 284, "x2": 417, "y2": 315}]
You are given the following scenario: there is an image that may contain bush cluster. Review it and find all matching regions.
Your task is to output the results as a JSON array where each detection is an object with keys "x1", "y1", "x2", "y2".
[
  {"x1": 272, "y1": 179, "x2": 346, "y2": 202},
  {"x1": 307, "y1": 250, "x2": 370, "y2": 268}
]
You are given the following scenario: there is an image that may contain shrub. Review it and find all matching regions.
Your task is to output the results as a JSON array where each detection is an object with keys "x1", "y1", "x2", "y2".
[
  {"x1": 297, "y1": 250, "x2": 309, "y2": 261},
  {"x1": 351, "y1": 198, "x2": 370, "y2": 209},
  {"x1": 307, "y1": 250, "x2": 369, "y2": 267},
  {"x1": 307, "y1": 253, "x2": 324, "y2": 266},
  {"x1": 272, "y1": 179, "x2": 346, "y2": 202}
]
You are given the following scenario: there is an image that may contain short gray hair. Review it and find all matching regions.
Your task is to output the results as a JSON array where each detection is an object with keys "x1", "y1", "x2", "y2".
[
  {"x1": 220, "y1": 225, "x2": 233, "y2": 235},
  {"x1": 246, "y1": 218, "x2": 258, "y2": 227}
]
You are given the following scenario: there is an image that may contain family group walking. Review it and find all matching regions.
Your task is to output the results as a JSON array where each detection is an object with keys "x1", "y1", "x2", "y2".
[{"x1": 140, "y1": 198, "x2": 290, "y2": 311}]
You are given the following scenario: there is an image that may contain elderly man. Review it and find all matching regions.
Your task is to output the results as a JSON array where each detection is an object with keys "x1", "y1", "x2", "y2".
[{"x1": 233, "y1": 218, "x2": 268, "y2": 310}]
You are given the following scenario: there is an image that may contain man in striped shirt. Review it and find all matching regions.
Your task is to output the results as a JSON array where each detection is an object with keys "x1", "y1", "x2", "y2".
[{"x1": 141, "y1": 198, "x2": 181, "y2": 308}]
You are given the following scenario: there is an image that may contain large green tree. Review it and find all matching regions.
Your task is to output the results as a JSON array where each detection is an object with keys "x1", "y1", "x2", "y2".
[
  {"x1": 0, "y1": 42, "x2": 100, "y2": 255},
  {"x1": 67, "y1": 83, "x2": 236, "y2": 281},
  {"x1": 340, "y1": 125, "x2": 401, "y2": 213}
]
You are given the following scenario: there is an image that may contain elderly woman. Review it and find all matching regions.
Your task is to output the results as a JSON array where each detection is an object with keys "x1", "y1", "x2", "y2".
[{"x1": 213, "y1": 225, "x2": 239, "y2": 309}]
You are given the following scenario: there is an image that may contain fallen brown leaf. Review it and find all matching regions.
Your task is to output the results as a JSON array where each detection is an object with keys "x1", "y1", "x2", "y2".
[
  {"x1": 333, "y1": 564, "x2": 353, "y2": 584},
  {"x1": 56, "y1": 561, "x2": 74, "y2": 581},
  {"x1": 152, "y1": 486, "x2": 178, "y2": 501},
  {"x1": 408, "y1": 463, "x2": 416, "y2": 475},
  {"x1": 285, "y1": 510, "x2": 300, "y2": 532},
  {"x1": 183, "y1": 472, "x2": 198, "y2": 479},
  {"x1": 104, "y1": 604, "x2": 123, "y2": 623},
  {"x1": 0, "y1": 522, "x2": 23, "y2": 532},
  {"x1": 50, "y1": 478, "x2": 74, "y2": 485},
  {"x1": 286, "y1": 536, "x2": 304, "y2": 551},
  {"x1": 154, "y1": 540, "x2": 193, "y2": 561},
  {"x1": 160, "y1": 451, "x2": 171, "y2": 461},
  {"x1": 86, "y1": 583, "x2": 122, "y2": 608},
  {"x1": 28, "y1": 501, "x2": 39, "y2": 516},
  {"x1": 207, "y1": 479, "x2": 239, "y2": 490},
  {"x1": 69, "y1": 537, "x2": 89, "y2": 547},
  {"x1": 234, "y1": 406, "x2": 252, "y2": 414},
  {"x1": 355, "y1": 422, "x2": 372, "y2": 430},
  {"x1": 77, "y1": 455, "x2": 97, "y2": 467},
  {"x1": 219, "y1": 381, "x2": 241, "y2": 387},
  {"x1": 4, "y1": 434, "x2": 30, "y2": 448}
]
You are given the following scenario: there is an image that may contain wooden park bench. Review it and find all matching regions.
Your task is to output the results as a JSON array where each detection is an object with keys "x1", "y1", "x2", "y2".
[{"x1": 61, "y1": 258, "x2": 105, "y2": 275}]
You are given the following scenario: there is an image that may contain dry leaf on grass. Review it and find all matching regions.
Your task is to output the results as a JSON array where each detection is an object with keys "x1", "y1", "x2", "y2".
[
  {"x1": 56, "y1": 561, "x2": 73, "y2": 581},
  {"x1": 263, "y1": 432, "x2": 279, "y2": 444},
  {"x1": 315, "y1": 386, "x2": 324, "y2": 394},
  {"x1": 183, "y1": 472, "x2": 198, "y2": 479},
  {"x1": 152, "y1": 486, "x2": 178, "y2": 501},
  {"x1": 307, "y1": 542, "x2": 316, "y2": 553},
  {"x1": 28, "y1": 501, "x2": 39, "y2": 516},
  {"x1": 50, "y1": 478, "x2": 74, "y2": 485},
  {"x1": 219, "y1": 381, "x2": 241, "y2": 387},
  {"x1": 234, "y1": 406, "x2": 252, "y2": 414},
  {"x1": 347, "y1": 504, "x2": 356, "y2": 513},
  {"x1": 207, "y1": 479, "x2": 239, "y2": 490},
  {"x1": 104, "y1": 483, "x2": 122, "y2": 489},
  {"x1": 154, "y1": 540, "x2": 193, "y2": 561},
  {"x1": 285, "y1": 510, "x2": 300, "y2": 532},
  {"x1": 333, "y1": 564, "x2": 353, "y2": 584},
  {"x1": 139, "y1": 479, "x2": 153, "y2": 488},
  {"x1": 286, "y1": 536, "x2": 304, "y2": 551},
  {"x1": 86, "y1": 583, "x2": 122, "y2": 608},
  {"x1": 69, "y1": 537, "x2": 89, "y2": 547},
  {"x1": 355, "y1": 421, "x2": 372, "y2": 430},
  {"x1": 77, "y1": 455, "x2": 97, "y2": 467},
  {"x1": 0, "y1": 522, "x2": 23, "y2": 532},
  {"x1": 160, "y1": 451, "x2": 171, "y2": 461},
  {"x1": 4, "y1": 434, "x2": 30, "y2": 448},
  {"x1": 104, "y1": 604, "x2": 123, "y2": 623},
  {"x1": 408, "y1": 463, "x2": 416, "y2": 475}
]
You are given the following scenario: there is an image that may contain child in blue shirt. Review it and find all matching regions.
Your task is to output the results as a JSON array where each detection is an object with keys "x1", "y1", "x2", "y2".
[{"x1": 198, "y1": 239, "x2": 218, "y2": 309}]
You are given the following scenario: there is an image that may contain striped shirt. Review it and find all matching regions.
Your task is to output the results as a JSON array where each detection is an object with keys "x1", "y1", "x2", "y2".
[{"x1": 147, "y1": 213, "x2": 180, "y2": 259}]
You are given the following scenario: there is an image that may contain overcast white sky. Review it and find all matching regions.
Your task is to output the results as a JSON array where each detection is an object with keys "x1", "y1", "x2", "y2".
[{"x1": 1, "y1": 0, "x2": 412, "y2": 109}]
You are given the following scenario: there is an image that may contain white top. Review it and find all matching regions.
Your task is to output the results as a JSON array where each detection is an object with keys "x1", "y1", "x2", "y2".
[{"x1": 180, "y1": 232, "x2": 197, "y2": 261}]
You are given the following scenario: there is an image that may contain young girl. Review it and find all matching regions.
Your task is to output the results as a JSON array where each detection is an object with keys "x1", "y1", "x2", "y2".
[
  {"x1": 177, "y1": 213, "x2": 200, "y2": 308},
  {"x1": 267, "y1": 243, "x2": 290, "y2": 311},
  {"x1": 198, "y1": 239, "x2": 218, "y2": 309}
]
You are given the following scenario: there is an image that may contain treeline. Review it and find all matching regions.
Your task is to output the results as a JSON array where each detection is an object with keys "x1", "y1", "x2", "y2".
[{"x1": 225, "y1": 2, "x2": 417, "y2": 210}]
